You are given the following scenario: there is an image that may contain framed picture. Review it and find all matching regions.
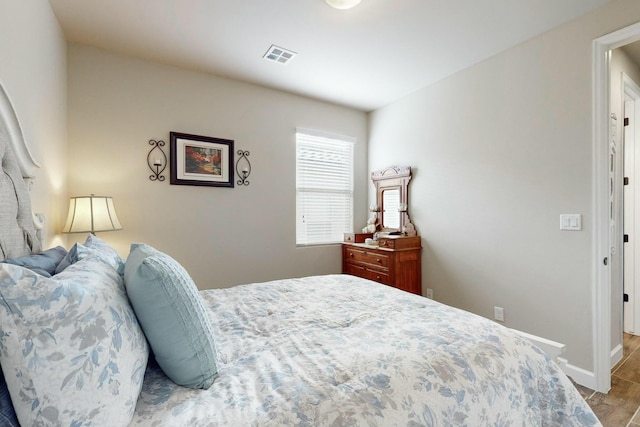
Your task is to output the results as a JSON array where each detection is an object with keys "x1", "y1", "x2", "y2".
[{"x1": 170, "y1": 132, "x2": 234, "y2": 187}]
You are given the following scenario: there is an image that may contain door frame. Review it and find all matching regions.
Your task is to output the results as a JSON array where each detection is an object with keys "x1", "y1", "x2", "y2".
[{"x1": 593, "y1": 22, "x2": 640, "y2": 393}]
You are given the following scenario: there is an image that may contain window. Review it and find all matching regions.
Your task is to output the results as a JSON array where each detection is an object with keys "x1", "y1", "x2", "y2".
[{"x1": 296, "y1": 128, "x2": 355, "y2": 246}]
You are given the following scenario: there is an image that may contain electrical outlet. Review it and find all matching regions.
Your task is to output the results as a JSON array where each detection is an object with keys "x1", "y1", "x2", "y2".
[
  {"x1": 494, "y1": 306, "x2": 505, "y2": 322},
  {"x1": 426, "y1": 288, "x2": 433, "y2": 299}
]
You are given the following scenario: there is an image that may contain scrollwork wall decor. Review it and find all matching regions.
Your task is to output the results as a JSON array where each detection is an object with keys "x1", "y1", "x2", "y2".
[
  {"x1": 147, "y1": 139, "x2": 167, "y2": 181},
  {"x1": 235, "y1": 150, "x2": 251, "y2": 186}
]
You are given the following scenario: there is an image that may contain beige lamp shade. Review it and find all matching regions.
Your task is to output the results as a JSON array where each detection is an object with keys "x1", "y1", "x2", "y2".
[
  {"x1": 62, "y1": 194, "x2": 122, "y2": 234},
  {"x1": 325, "y1": 0, "x2": 361, "y2": 9}
]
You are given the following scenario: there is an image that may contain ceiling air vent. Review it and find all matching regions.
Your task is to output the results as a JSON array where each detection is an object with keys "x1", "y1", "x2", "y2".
[{"x1": 263, "y1": 45, "x2": 297, "y2": 65}]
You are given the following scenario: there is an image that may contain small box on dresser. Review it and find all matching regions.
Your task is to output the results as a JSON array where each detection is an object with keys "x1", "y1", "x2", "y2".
[{"x1": 342, "y1": 235, "x2": 422, "y2": 295}]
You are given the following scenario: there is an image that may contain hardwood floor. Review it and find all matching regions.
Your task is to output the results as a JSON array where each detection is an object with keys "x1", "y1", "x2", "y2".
[{"x1": 576, "y1": 333, "x2": 640, "y2": 426}]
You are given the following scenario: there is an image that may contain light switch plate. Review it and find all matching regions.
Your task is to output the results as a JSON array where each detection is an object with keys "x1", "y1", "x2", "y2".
[{"x1": 560, "y1": 214, "x2": 582, "y2": 231}]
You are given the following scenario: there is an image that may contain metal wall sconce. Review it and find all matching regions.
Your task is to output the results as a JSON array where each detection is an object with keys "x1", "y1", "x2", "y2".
[
  {"x1": 147, "y1": 139, "x2": 167, "y2": 181},
  {"x1": 235, "y1": 150, "x2": 251, "y2": 186}
]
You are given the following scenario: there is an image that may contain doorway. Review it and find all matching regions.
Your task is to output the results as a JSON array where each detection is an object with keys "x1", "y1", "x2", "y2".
[
  {"x1": 624, "y1": 73, "x2": 640, "y2": 334},
  {"x1": 594, "y1": 22, "x2": 640, "y2": 393}
]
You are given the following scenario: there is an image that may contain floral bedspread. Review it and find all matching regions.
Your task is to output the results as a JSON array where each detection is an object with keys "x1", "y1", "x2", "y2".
[{"x1": 130, "y1": 274, "x2": 601, "y2": 426}]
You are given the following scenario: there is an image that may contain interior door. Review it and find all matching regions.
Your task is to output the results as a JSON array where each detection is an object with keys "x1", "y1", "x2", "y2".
[
  {"x1": 623, "y1": 71, "x2": 640, "y2": 335},
  {"x1": 624, "y1": 98, "x2": 635, "y2": 333}
]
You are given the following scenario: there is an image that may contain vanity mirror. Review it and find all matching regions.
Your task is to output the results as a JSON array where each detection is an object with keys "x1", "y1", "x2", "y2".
[{"x1": 371, "y1": 166, "x2": 416, "y2": 235}]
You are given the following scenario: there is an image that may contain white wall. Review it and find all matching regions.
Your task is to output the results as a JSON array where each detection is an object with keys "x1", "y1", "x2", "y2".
[
  {"x1": 368, "y1": 0, "x2": 640, "y2": 372},
  {"x1": 0, "y1": 1, "x2": 67, "y2": 247},
  {"x1": 67, "y1": 44, "x2": 368, "y2": 289}
]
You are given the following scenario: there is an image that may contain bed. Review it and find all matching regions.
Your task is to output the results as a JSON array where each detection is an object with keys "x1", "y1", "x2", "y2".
[{"x1": 0, "y1": 82, "x2": 601, "y2": 426}]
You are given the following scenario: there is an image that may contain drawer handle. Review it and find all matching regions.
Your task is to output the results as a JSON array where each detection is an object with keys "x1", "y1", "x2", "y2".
[
  {"x1": 376, "y1": 275, "x2": 381, "y2": 280},
  {"x1": 349, "y1": 253, "x2": 354, "y2": 257},
  {"x1": 376, "y1": 258, "x2": 381, "y2": 263}
]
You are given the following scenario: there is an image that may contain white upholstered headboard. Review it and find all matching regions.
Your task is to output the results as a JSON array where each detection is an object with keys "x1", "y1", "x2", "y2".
[{"x1": 0, "y1": 82, "x2": 43, "y2": 260}]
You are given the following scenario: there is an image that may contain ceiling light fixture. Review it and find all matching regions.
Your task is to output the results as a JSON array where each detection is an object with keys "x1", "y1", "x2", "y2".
[{"x1": 325, "y1": 0, "x2": 361, "y2": 10}]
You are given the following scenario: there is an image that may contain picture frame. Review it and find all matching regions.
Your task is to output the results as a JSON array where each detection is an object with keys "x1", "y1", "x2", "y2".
[{"x1": 170, "y1": 132, "x2": 234, "y2": 187}]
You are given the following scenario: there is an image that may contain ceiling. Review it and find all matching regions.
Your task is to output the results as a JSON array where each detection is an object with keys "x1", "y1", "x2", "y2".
[{"x1": 48, "y1": 0, "x2": 611, "y2": 112}]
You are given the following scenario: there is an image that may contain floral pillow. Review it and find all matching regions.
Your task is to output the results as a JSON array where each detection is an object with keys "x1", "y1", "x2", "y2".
[
  {"x1": 55, "y1": 233, "x2": 124, "y2": 274},
  {"x1": 0, "y1": 255, "x2": 148, "y2": 426},
  {"x1": 84, "y1": 233, "x2": 125, "y2": 272}
]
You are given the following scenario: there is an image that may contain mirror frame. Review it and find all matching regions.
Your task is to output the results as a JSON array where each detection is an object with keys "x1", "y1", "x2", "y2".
[{"x1": 371, "y1": 166, "x2": 416, "y2": 235}]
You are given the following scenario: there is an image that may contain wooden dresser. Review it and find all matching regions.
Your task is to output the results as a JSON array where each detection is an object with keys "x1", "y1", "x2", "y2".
[{"x1": 342, "y1": 235, "x2": 422, "y2": 295}]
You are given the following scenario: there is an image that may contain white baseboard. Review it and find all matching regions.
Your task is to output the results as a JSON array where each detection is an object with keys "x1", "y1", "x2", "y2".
[
  {"x1": 510, "y1": 328, "x2": 566, "y2": 362},
  {"x1": 610, "y1": 343, "x2": 623, "y2": 369},
  {"x1": 558, "y1": 357, "x2": 597, "y2": 390},
  {"x1": 555, "y1": 343, "x2": 621, "y2": 391},
  {"x1": 510, "y1": 328, "x2": 597, "y2": 390}
]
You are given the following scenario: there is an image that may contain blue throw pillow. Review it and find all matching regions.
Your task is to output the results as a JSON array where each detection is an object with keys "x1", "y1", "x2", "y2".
[
  {"x1": 123, "y1": 243, "x2": 218, "y2": 389},
  {"x1": 3, "y1": 246, "x2": 67, "y2": 277},
  {"x1": 0, "y1": 369, "x2": 18, "y2": 427},
  {"x1": 54, "y1": 243, "x2": 80, "y2": 274}
]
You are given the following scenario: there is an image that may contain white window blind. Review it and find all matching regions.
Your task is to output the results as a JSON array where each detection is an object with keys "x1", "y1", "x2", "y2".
[{"x1": 296, "y1": 129, "x2": 355, "y2": 246}]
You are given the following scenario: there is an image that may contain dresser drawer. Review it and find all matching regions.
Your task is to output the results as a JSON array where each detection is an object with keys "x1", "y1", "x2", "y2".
[
  {"x1": 378, "y1": 235, "x2": 421, "y2": 250},
  {"x1": 344, "y1": 247, "x2": 389, "y2": 268},
  {"x1": 342, "y1": 239, "x2": 422, "y2": 295},
  {"x1": 344, "y1": 263, "x2": 390, "y2": 285}
]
